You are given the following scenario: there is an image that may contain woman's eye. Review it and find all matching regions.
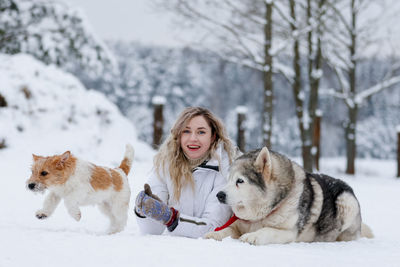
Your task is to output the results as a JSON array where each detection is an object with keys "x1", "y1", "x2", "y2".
[
  {"x1": 236, "y1": 178, "x2": 244, "y2": 185},
  {"x1": 182, "y1": 130, "x2": 190, "y2": 134},
  {"x1": 198, "y1": 131, "x2": 206, "y2": 135},
  {"x1": 41, "y1": 171, "x2": 48, "y2": 176}
]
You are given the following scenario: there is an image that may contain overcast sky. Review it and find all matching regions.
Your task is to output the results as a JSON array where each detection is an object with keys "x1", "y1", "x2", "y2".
[
  {"x1": 63, "y1": 0, "x2": 400, "y2": 56},
  {"x1": 63, "y1": 0, "x2": 185, "y2": 47}
]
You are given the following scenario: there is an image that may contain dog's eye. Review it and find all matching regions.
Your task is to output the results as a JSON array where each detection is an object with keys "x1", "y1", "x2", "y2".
[
  {"x1": 40, "y1": 171, "x2": 48, "y2": 176},
  {"x1": 236, "y1": 178, "x2": 244, "y2": 186}
]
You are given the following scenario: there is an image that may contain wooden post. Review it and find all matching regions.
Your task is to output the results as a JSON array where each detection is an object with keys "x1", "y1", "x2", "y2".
[
  {"x1": 312, "y1": 112, "x2": 322, "y2": 171},
  {"x1": 397, "y1": 126, "x2": 400, "y2": 178},
  {"x1": 236, "y1": 106, "x2": 247, "y2": 153},
  {"x1": 0, "y1": 93, "x2": 7, "y2": 107},
  {"x1": 0, "y1": 139, "x2": 5, "y2": 149},
  {"x1": 152, "y1": 96, "x2": 165, "y2": 150}
]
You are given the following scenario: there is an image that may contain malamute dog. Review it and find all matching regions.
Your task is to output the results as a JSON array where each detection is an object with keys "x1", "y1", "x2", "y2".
[{"x1": 205, "y1": 147, "x2": 373, "y2": 245}]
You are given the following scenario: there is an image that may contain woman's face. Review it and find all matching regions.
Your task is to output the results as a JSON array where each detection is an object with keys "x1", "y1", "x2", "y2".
[{"x1": 180, "y1": 115, "x2": 214, "y2": 160}]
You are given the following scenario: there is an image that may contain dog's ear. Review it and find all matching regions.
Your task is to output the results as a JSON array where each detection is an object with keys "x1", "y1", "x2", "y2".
[
  {"x1": 56, "y1": 151, "x2": 71, "y2": 169},
  {"x1": 254, "y1": 147, "x2": 272, "y2": 182},
  {"x1": 32, "y1": 154, "x2": 42, "y2": 161},
  {"x1": 233, "y1": 147, "x2": 243, "y2": 159}
]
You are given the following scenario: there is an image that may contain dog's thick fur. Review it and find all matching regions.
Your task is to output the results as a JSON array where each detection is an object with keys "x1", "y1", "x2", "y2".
[
  {"x1": 26, "y1": 144, "x2": 134, "y2": 234},
  {"x1": 205, "y1": 147, "x2": 373, "y2": 245}
]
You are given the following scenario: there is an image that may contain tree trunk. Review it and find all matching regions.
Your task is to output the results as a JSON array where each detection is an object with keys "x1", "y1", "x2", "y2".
[
  {"x1": 345, "y1": 105, "x2": 357, "y2": 174},
  {"x1": 306, "y1": 0, "x2": 325, "y2": 172},
  {"x1": 313, "y1": 114, "x2": 321, "y2": 171},
  {"x1": 237, "y1": 109, "x2": 246, "y2": 153},
  {"x1": 262, "y1": 1, "x2": 273, "y2": 148},
  {"x1": 397, "y1": 130, "x2": 400, "y2": 178},
  {"x1": 289, "y1": 0, "x2": 312, "y2": 172},
  {"x1": 346, "y1": 0, "x2": 357, "y2": 175},
  {"x1": 152, "y1": 101, "x2": 164, "y2": 149}
]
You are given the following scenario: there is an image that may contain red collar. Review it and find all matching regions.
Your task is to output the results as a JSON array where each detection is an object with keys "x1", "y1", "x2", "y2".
[
  {"x1": 214, "y1": 201, "x2": 285, "y2": 232},
  {"x1": 214, "y1": 214, "x2": 239, "y2": 231}
]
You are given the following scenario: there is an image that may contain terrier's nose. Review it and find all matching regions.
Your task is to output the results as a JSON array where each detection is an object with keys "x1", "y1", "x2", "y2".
[
  {"x1": 216, "y1": 191, "x2": 226, "y2": 203},
  {"x1": 28, "y1": 183, "x2": 36, "y2": 190}
]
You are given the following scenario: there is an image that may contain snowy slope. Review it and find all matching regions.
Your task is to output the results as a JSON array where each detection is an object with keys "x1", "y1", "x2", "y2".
[
  {"x1": 0, "y1": 53, "x2": 152, "y2": 164},
  {"x1": 1, "y1": 54, "x2": 400, "y2": 267}
]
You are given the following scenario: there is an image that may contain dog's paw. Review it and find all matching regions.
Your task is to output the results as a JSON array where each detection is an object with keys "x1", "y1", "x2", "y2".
[
  {"x1": 239, "y1": 232, "x2": 263, "y2": 245},
  {"x1": 71, "y1": 211, "x2": 81, "y2": 221},
  {"x1": 204, "y1": 231, "x2": 225, "y2": 241},
  {"x1": 35, "y1": 210, "x2": 48, "y2": 220}
]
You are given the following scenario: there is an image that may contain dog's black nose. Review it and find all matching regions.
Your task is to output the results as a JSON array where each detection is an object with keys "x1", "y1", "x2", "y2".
[
  {"x1": 216, "y1": 191, "x2": 226, "y2": 203},
  {"x1": 28, "y1": 183, "x2": 36, "y2": 190}
]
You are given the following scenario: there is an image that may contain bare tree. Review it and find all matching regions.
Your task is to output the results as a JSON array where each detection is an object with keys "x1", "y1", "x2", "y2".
[
  {"x1": 324, "y1": 0, "x2": 400, "y2": 174},
  {"x1": 274, "y1": 0, "x2": 328, "y2": 171},
  {"x1": 152, "y1": 0, "x2": 334, "y2": 170},
  {"x1": 151, "y1": 0, "x2": 276, "y2": 147}
]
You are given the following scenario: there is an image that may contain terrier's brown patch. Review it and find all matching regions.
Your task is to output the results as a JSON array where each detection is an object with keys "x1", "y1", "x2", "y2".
[
  {"x1": 119, "y1": 158, "x2": 130, "y2": 175},
  {"x1": 90, "y1": 166, "x2": 112, "y2": 191},
  {"x1": 111, "y1": 169, "x2": 123, "y2": 191}
]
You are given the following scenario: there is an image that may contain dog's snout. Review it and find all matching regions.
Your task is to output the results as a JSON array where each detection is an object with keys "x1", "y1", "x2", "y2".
[
  {"x1": 28, "y1": 183, "x2": 36, "y2": 190},
  {"x1": 216, "y1": 191, "x2": 226, "y2": 203}
]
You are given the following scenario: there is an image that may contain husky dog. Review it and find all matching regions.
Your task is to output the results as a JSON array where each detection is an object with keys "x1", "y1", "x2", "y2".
[{"x1": 204, "y1": 147, "x2": 373, "y2": 245}]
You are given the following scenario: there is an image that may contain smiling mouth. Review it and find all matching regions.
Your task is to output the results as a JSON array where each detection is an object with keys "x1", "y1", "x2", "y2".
[{"x1": 187, "y1": 145, "x2": 200, "y2": 150}]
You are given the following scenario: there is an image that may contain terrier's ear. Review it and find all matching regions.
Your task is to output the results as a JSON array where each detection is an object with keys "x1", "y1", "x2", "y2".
[
  {"x1": 32, "y1": 154, "x2": 40, "y2": 161},
  {"x1": 254, "y1": 147, "x2": 272, "y2": 182},
  {"x1": 56, "y1": 151, "x2": 71, "y2": 169}
]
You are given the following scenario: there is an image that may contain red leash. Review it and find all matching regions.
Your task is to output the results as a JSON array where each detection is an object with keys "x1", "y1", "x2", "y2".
[
  {"x1": 214, "y1": 202, "x2": 284, "y2": 232},
  {"x1": 214, "y1": 214, "x2": 238, "y2": 231}
]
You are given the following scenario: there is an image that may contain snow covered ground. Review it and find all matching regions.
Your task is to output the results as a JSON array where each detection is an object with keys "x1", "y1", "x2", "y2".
[
  {"x1": 1, "y1": 152, "x2": 400, "y2": 267},
  {"x1": 1, "y1": 54, "x2": 400, "y2": 266}
]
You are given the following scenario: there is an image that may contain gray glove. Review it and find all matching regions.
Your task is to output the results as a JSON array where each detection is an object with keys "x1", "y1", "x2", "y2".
[{"x1": 134, "y1": 184, "x2": 179, "y2": 231}]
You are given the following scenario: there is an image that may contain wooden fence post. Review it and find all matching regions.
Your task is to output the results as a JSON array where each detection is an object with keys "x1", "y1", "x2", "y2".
[
  {"x1": 312, "y1": 112, "x2": 322, "y2": 171},
  {"x1": 152, "y1": 96, "x2": 165, "y2": 149},
  {"x1": 397, "y1": 126, "x2": 400, "y2": 178},
  {"x1": 236, "y1": 106, "x2": 247, "y2": 152}
]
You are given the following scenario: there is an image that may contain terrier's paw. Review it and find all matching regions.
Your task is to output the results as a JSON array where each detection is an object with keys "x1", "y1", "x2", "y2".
[
  {"x1": 71, "y1": 211, "x2": 81, "y2": 221},
  {"x1": 204, "y1": 231, "x2": 225, "y2": 241},
  {"x1": 107, "y1": 226, "x2": 123, "y2": 235},
  {"x1": 35, "y1": 210, "x2": 48, "y2": 220}
]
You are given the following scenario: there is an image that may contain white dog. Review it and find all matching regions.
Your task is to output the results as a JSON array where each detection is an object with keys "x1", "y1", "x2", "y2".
[{"x1": 26, "y1": 144, "x2": 133, "y2": 234}]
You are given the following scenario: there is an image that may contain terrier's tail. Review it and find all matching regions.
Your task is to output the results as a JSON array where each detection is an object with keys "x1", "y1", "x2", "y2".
[
  {"x1": 361, "y1": 223, "x2": 374, "y2": 239},
  {"x1": 119, "y1": 144, "x2": 134, "y2": 175}
]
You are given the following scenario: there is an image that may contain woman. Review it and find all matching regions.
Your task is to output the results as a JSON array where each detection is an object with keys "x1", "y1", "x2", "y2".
[{"x1": 134, "y1": 107, "x2": 237, "y2": 238}]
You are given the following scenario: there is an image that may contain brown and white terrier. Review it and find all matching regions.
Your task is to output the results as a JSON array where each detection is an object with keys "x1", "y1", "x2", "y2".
[{"x1": 26, "y1": 144, "x2": 134, "y2": 234}]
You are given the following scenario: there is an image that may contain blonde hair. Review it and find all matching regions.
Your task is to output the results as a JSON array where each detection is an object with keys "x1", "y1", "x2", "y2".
[{"x1": 154, "y1": 107, "x2": 235, "y2": 201}]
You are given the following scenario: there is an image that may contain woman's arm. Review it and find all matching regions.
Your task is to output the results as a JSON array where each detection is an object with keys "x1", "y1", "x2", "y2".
[
  {"x1": 135, "y1": 169, "x2": 169, "y2": 235},
  {"x1": 168, "y1": 173, "x2": 232, "y2": 238}
]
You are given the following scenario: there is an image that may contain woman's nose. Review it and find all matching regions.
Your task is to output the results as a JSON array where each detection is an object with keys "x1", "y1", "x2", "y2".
[{"x1": 189, "y1": 132, "x2": 198, "y2": 140}]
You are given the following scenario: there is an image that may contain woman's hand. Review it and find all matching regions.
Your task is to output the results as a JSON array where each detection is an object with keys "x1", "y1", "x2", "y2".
[{"x1": 135, "y1": 184, "x2": 179, "y2": 231}]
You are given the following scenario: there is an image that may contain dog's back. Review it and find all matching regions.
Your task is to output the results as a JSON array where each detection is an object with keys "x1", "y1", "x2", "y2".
[{"x1": 299, "y1": 173, "x2": 362, "y2": 242}]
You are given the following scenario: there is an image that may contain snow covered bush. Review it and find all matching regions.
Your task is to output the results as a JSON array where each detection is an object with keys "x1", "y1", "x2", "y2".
[
  {"x1": 0, "y1": 53, "x2": 152, "y2": 163},
  {"x1": 0, "y1": 0, "x2": 116, "y2": 80}
]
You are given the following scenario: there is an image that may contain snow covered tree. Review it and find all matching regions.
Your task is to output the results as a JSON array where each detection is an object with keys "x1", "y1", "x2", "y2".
[
  {"x1": 152, "y1": 0, "x2": 340, "y2": 171},
  {"x1": 0, "y1": 0, "x2": 116, "y2": 80},
  {"x1": 324, "y1": 0, "x2": 400, "y2": 174},
  {"x1": 151, "y1": 0, "x2": 276, "y2": 147},
  {"x1": 266, "y1": 0, "x2": 330, "y2": 171}
]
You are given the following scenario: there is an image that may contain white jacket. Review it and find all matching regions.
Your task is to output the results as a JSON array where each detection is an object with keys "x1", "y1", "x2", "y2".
[{"x1": 136, "y1": 144, "x2": 233, "y2": 238}]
